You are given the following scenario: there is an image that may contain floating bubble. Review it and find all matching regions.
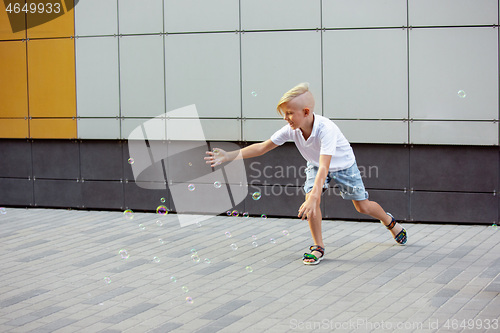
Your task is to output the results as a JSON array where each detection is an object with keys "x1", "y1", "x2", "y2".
[
  {"x1": 261, "y1": 214, "x2": 267, "y2": 219},
  {"x1": 188, "y1": 184, "x2": 196, "y2": 191},
  {"x1": 159, "y1": 239, "x2": 165, "y2": 245},
  {"x1": 282, "y1": 230, "x2": 289, "y2": 236},
  {"x1": 123, "y1": 209, "x2": 134, "y2": 220},
  {"x1": 119, "y1": 249, "x2": 129, "y2": 259},
  {"x1": 156, "y1": 205, "x2": 168, "y2": 215},
  {"x1": 270, "y1": 238, "x2": 276, "y2": 244},
  {"x1": 251, "y1": 91, "x2": 258, "y2": 97},
  {"x1": 214, "y1": 181, "x2": 222, "y2": 189},
  {"x1": 191, "y1": 254, "x2": 200, "y2": 263},
  {"x1": 230, "y1": 243, "x2": 238, "y2": 251},
  {"x1": 458, "y1": 90, "x2": 467, "y2": 98},
  {"x1": 225, "y1": 231, "x2": 231, "y2": 238},
  {"x1": 153, "y1": 256, "x2": 160, "y2": 263},
  {"x1": 204, "y1": 258, "x2": 211, "y2": 264},
  {"x1": 186, "y1": 296, "x2": 194, "y2": 304},
  {"x1": 191, "y1": 248, "x2": 197, "y2": 254},
  {"x1": 188, "y1": 162, "x2": 193, "y2": 166},
  {"x1": 252, "y1": 192, "x2": 262, "y2": 200},
  {"x1": 212, "y1": 148, "x2": 220, "y2": 154},
  {"x1": 182, "y1": 286, "x2": 189, "y2": 293},
  {"x1": 139, "y1": 224, "x2": 146, "y2": 230},
  {"x1": 0, "y1": 207, "x2": 6, "y2": 214},
  {"x1": 492, "y1": 223, "x2": 498, "y2": 230},
  {"x1": 243, "y1": 212, "x2": 249, "y2": 218},
  {"x1": 127, "y1": 158, "x2": 134, "y2": 164},
  {"x1": 156, "y1": 220, "x2": 163, "y2": 226},
  {"x1": 226, "y1": 211, "x2": 232, "y2": 216},
  {"x1": 245, "y1": 266, "x2": 253, "y2": 273},
  {"x1": 103, "y1": 277, "x2": 111, "y2": 284},
  {"x1": 231, "y1": 210, "x2": 239, "y2": 217},
  {"x1": 252, "y1": 235, "x2": 257, "y2": 240},
  {"x1": 160, "y1": 197, "x2": 166, "y2": 203},
  {"x1": 196, "y1": 222, "x2": 202, "y2": 227},
  {"x1": 170, "y1": 276, "x2": 177, "y2": 283},
  {"x1": 252, "y1": 241, "x2": 258, "y2": 247}
]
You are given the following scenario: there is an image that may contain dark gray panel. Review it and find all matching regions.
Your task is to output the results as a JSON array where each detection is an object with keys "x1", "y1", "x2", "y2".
[
  {"x1": 124, "y1": 181, "x2": 169, "y2": 211},
  {"x1": 244, "y1": 142, "x2": 306, "y2": 186},
  {"x1": 80, "y1": 140, "x2": 123, "y2": 180},
  {"x1": 411, "y1": 191, "x2": 498, "y2": 224},
  {"x1": 32, "y1": 140, "x2": 80, "y2": 180},
  {"x1": 410, "y1": 145, "x2": 498, "y2": 192},
  {"x1": 352, "y1": 143, "x2": 409, "y2": 190},
  {"x1": 34, "y1": 179, "x2": 82, "y2": 208},
  {"x1": 166, "y1": 141, "x2": 213, "y2": 183},
  {"x1": 0, "y1": 178, "x2": 33, "y2": 206},
  {"x1": 0, "y1": 139, "x2": 32, "y2": 178},
  {"x1": 123, "y1": 141, "x2": 166, "y2": 182},
  {"x1": 324, "y1": 189, "x2": 409, "y2": 221},
  {"x1": 245, "y1": 184, "x2": 306, "y2": 217},
  {"x1": 82, "y1": 181, "x2": 124, "y2": 209}
]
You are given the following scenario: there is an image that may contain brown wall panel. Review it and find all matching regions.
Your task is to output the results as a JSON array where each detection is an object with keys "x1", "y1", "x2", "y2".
[
  {"x1": 27, "y1": 38, "x2": 76, "y2": 118},
  {"x1": 26, "y1": 0, "x2": 74, "y2": 39},
  {"x1": 30, "y1": 118, "x2": 76, "y2": 138},
  {"x1": 0, "y1": 1, "x2": 27, "y2": 40},
  {"x1": 0, "y1": 40, "x2": 28, "y2": 117},
  {"x1": 0, "y1": 119, "x2": 29, "y2": 138}
]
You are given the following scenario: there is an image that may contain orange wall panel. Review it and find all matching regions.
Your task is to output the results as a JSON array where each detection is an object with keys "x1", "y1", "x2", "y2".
[
  {"x1": 0, "y1": 1, "x2": 27, "y2": 40},
  {"x1": 27, "y1": 38, "x2": 76, "y2": 118},
  {"x1": 0, "y1": 40, "x2": 28, "y2": 118},
  {"x1": 0, "y1": 118, "x2": 29, "y2": 138},
  {"x1": 26, "y1": 0, "x2": 74, "y2": 39},
  {"x1": 30, "y1": 118, "x2": 76, "y2": 138}
]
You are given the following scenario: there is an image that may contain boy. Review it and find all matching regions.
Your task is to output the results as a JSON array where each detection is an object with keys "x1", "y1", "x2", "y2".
[{"x1": 205, "y1": 83, "x2": 407, "y2": 265}]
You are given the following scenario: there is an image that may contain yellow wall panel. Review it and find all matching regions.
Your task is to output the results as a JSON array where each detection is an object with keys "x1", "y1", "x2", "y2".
[
  {"x1": 0, "y1": 118, "x2": 29, "y2": 138},
  {"x1": 0, "y1": 1, "x2": 27, "y2": 40},
  {"x1": 0, "y1": 40, "x2": 28, "y2": 118},
  {"x1": 30, "y1": 118, "x2": 76, "y2": 138},
  {"x1": 26, "y1": 0, "x2": 74, "y2": 38},
  {"x1": 27, "y1": 38, "x2": 76, "y2": 118}
]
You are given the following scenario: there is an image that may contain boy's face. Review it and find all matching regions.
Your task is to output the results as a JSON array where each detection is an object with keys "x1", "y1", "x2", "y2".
[{"x1": 281, "y1": 103, "x2": 310, "y2": 130}]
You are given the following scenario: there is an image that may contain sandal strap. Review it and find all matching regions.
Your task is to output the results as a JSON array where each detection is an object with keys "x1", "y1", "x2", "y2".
[
  {"x1": 303, "y1": 253, "x2": 318, "y2": 260},
  {"x1": 309, "y1": 245, "x2": 325, "y2": 256},
  {"x1": 385, "y1": 213, "x2": 396, "y2": 230}
]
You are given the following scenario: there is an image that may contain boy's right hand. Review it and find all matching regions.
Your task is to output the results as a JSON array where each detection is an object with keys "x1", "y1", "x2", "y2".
[{"x1": 204, "y1": 148, "x2": 227, "y2": 167}]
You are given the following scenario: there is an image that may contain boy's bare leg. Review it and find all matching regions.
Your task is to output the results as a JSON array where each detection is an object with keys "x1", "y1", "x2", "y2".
[
  {"x1": 352, "y1": 199, "x2": 404, "y2": 237},
  {"x1": 304, "y1": 192, "x2": 325, "y2": 263}
]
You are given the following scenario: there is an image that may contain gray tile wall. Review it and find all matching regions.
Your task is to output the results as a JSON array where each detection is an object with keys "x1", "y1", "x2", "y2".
[{"x1": 0, "y1": 139, "x2": 497, "y2": 224}]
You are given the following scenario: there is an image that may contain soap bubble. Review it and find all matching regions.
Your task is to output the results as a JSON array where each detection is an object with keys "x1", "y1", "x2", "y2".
[
  {"x1": 182, "y1": 286, "x2": 189, "y2": 293},
  {"x1": 492, "y1": 223, "x2": 498, "y2": 230},
  {"x1": 191, "y1": 254, "x2": 200, "y2": 263},
  {"x1": 156, "y1": 220, "x2": 163, "y2": 226},
  {"x1": 188, "y1": 162, "x2": 192, "y2": 166},
  {"x1": 204, "y1": 258, "x2": 211, "y2": 264},
  {"x1": 170, "y1": 276, "x2": 177, "y2": 283},
  {"x1": 103, "y1": 277, "x2": 111, "y2": 284},
  {"x1": 186, "y1": 297, "x2": 193, "y2": 304},
  {"x1": 153, "y1": 256, "x2": 160, "y2": 263},
  {"x1": 214, "y1": 181, "x2": 222, "y2": 189},
  {"x1": 458, "y1": 90, "x2": 466, "y2": 98},
  {"x1": 230, "y1": 243, "x2": 238, "y2": 250},
  {"x1": 252, "y1": 241, "x2": 258, "y2": 247},
  {"x1": 225, "y1": 231, "x2": 231, "y2": 238},
  {"x1": 156, "y1": 205, "x2": 168, "y2": 215},
  {"x1": 226, "y1": 211, "x2": 232, "y2": 216},
  {"x1": 127, "y1": 158, "x2": 134, "y2": 164},
  {"x1": 123, "y1": 209, "x2": 134, "y2": 220},
  {"x1": 252, "y1": 192, "x2": 262, "y2": 200},
  {"x1": 282, "y1": 230, "x2": 289, "y2": 236},
  {"x1": 159, "y1": 239, "x2": 164, "y2": 245},
  {"x1": 231, "y1": 210, "x2": 239, "y2": 217},
  {"x1": 190, "y1": 248, "x2": 197, "y2": 254},
  {"x1": 160, "y1": 197, "x2": 166, "y2": 203},
  {"x1": 261, "y1": 214, "x2": 267, "y2": 219},
  {"x1": 252, "y1": 235, "x2": 257, "y2": 240},
  {"x1": 242, "y1": 212, "x2": 249, "y2": 218},
  {"x1": 270, "y1": 238, "x2": 276, "y2": 244},
  {"x1": 139, "y1": 224, "x2": 146, "y2": 230},
  {"x1": 245, "y1": 266, "x2": 253, "y2": 273},
  {"x1": 0, "y1": 207, "x2": 6, "y2": 214},
  {"x1": 119, "y1": 249, "x2": 129, "y2": 259},
  {"x1": 188, "y1": 184, "x2": 195, "y2": 191},
  {"x1": 251, "y1": 91, "x2": 258, "y2": 97}
]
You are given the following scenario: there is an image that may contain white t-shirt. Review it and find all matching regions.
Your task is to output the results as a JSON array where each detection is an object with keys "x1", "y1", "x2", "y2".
[{"x1": 270, "y1": 113, "x2": 356, "y2": 171}]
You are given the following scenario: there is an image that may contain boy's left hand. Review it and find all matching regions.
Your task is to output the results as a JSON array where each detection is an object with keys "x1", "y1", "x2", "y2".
[{"x1": 298, "y1": 197, "x2": 318, "y2": 220}]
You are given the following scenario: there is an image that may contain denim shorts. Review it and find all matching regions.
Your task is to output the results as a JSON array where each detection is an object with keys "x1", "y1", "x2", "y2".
[{"x1": 303, "y1": 161, "x2": 369, "y2": 201}]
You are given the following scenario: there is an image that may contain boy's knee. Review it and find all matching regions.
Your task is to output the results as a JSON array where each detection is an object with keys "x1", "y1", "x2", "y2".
[{"x1": 355, "y1": 202, "x2": 370, "y2": 215}]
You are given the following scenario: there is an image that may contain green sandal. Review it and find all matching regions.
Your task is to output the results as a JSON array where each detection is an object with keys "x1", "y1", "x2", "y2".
[
  {"x1": 303, "y1": 245, "x2": 325, "y2": 265},
  {"x1": 385, "y1": 212, "x2": 407, "y2": 245}
]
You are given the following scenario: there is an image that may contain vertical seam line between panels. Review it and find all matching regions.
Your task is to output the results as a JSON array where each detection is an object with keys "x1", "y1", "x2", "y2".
[
  {"x1": 407, "y1": 0, "x2": 412, "y2": 221},
  {"x1": 73, "y1": 3, "x2": 78, "y2": 139},
  {"x1": 117, "y1": 0, "x2": 122, "y2": 139},
  {"x1": 239, "y1": 0, "x2": 243, "y2": 142}
]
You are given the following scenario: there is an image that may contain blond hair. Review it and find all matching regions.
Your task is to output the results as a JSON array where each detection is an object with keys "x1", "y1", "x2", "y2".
[{"x1": 276, "y1": 82, "x2": 311, "y2": 116}]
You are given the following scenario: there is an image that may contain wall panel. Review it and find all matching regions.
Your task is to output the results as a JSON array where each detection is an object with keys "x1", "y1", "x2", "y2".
[
  {"x1": 0, "y1": 0, "x2": 26, "y2": 40},
  {"x1": 118, "y1": 0, "x2": 163, "y2": 35},
  {"x1": 0, "y1": 119, "x2": 29, "y2": 138},
  {"x1": 30, "y1": 119, "x2": 76, "y2": 139},
  {"x1": 0, "y1": 40, "x2": 28, "y2": 117},
  {"x1": 26, "y1": 0, "x2": 74, "y2": 38},
  {"x1": 75, "y1": 0, "x2": 117, "y2": 36}
]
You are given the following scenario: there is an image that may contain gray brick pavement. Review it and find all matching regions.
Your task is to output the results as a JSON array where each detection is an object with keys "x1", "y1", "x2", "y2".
[{"x1": 0, "y1": 208, "x2": 499, "y2": 332}]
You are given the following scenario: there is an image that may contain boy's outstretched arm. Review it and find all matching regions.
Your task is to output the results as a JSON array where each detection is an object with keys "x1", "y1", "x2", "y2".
[
  {"x1": 298, "y1": 154, "x2": 332, "y2": 220},
  {"x1": 204, "y1": 139, "x2": 278, "y2": 167}
]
